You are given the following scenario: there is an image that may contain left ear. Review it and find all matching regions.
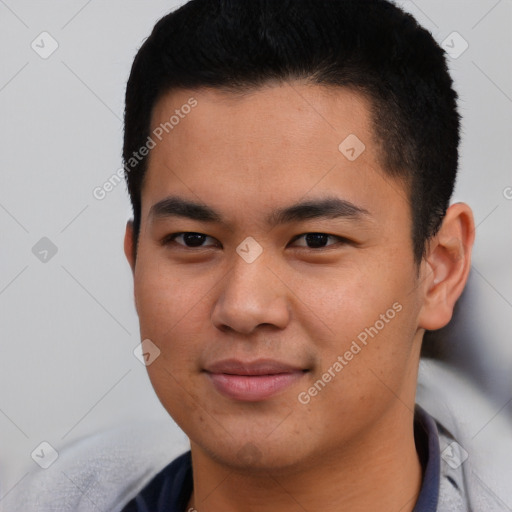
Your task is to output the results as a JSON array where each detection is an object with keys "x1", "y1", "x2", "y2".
[{"x1": 417, "y1": 202, "x2": 475, "y2": 331}]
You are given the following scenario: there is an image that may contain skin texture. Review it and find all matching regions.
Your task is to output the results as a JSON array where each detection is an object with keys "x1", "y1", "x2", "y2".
[{"x1": 124, "y1": 81, "x2": 475, "y2": 512}]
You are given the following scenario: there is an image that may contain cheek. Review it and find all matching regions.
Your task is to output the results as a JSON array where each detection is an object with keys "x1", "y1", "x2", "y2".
[
  {"x1": 133, "y1": 259, "x2": 212, "y2": 375},
  {"x1": 292, "y1": 260, "x2": 417, "y2": 382},
  {"x1": 290, "y1": 260, "x2": 401, "y2": 338},
  {"x1": 135, "y1": 253, "x2": 201, "y2": 331},
  {"x1": 134, "y1": 264, "x2": 210, "y2": 422}
]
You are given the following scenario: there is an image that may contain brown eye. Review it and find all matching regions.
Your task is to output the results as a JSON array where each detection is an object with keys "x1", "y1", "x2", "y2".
[
  {"x1": 291, "y1": 233, "x2": 346, "y2": 249},
  {"x1": 162, "y1": 232, "x2": 219, "y2": 248}
]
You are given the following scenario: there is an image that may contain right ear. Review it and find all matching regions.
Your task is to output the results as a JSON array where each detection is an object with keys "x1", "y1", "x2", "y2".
[{"x1": 124, "y1": 220, "x2": 136, "y2": 274}]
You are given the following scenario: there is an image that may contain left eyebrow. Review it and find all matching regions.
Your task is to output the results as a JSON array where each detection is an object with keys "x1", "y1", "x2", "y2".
[
  {"x1": 148, "y1": 195, "x2": 371, "y2": 227},
  {"x1": 265, "y1": 196, "x2": 371, "y2": 226}
]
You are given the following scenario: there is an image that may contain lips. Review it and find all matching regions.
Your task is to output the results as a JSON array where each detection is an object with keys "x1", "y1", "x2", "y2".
[{"x1": 204, "y1": 359, "x2": 306, "y2": 401}]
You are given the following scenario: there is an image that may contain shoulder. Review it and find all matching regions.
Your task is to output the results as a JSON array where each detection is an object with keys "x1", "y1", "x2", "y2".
[
  {"x1": 418, "y1": 359, "x2": 512, "y2": 511},
  {"x1": 5, "y1": 420, "x2": 187, "y2": 512}
]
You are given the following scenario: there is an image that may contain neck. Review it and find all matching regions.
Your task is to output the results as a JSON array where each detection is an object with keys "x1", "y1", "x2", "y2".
[{"x1": 187, "y1": 404, "x2": 423, "y2": 512}]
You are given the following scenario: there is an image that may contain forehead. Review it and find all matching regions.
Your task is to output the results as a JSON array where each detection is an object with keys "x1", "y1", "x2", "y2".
[
  {"x1": 149, "y1": 82, "x2": 377, "y2": 158},
  {"x1": 142, "y1": 82, "x2": 408, "y2": 226}
]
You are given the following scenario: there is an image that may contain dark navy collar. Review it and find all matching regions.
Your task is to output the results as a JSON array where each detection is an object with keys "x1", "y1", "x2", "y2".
[
  {"x1": 413, "y1": 404, "x2": 441, "y2": 511},
  {"x1": 123, "y1": 405, "x2": 441, "y2": 512},
  {"x1": 121, "y1": 451, "x2": 192, "y2": 512}
]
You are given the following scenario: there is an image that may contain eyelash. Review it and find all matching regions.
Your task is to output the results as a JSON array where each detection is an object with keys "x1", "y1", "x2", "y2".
[{"x1": 160, "y1": 232, "x2": 349, "y2": 250}]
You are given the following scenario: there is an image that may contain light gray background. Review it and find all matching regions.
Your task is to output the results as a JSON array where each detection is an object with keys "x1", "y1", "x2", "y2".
[{"x1": 0, "y1": 0, "x2": 511, "y2": 505}]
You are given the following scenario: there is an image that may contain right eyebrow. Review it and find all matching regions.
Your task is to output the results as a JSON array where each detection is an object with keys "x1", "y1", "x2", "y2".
[{"x1": 149, "y1": 196, "x2": 225, "y2": 224}]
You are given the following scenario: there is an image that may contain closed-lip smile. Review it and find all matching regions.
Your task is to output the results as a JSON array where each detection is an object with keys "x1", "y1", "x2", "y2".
[{"x1": 204, "y1": 359, "x2": 307, "y2": 401}]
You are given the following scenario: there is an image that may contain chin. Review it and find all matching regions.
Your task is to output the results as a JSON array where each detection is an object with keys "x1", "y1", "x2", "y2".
[
  {"x1": 213, "y1": 447, "x2": 306, "y2": 473},
  {"x1": 192, "y1": 430, "x2": 318, "y2": 475}
]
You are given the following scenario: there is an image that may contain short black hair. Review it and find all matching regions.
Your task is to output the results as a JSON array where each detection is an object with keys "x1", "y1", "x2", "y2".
[{"x1": 123, "y1": 0, "x2": 460, "y2": 263}]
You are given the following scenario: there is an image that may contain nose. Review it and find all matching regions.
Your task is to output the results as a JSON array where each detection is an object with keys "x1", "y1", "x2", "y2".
[{"x1": 211, "y1": 256, "x2": 291, "y2": 335}]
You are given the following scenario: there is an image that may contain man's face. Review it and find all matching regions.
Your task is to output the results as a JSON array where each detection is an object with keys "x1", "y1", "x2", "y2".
[{"x1": 126, "y1": 82, "x2": 427, "y2": 471}]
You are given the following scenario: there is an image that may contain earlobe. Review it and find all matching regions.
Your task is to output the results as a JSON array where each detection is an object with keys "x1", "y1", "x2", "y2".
[
  {"x1": 124, "y1": 220, "x2": 136, "y2": 274},
  {"x1": 418, "y1": 203, "x2": 475, "y2": 331}
]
